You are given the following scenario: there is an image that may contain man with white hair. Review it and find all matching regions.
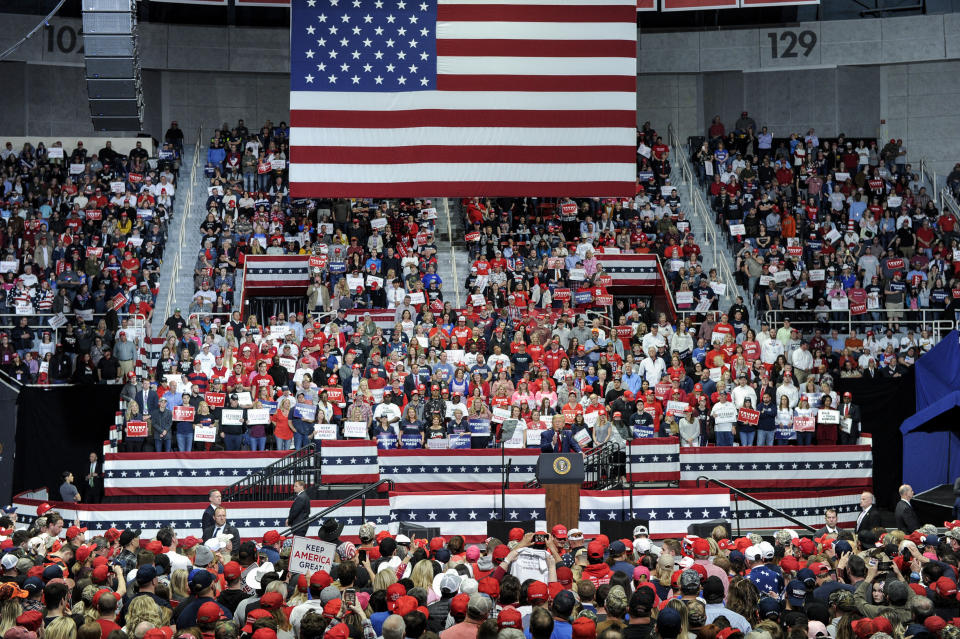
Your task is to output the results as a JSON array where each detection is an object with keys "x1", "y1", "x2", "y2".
[{"x1": 855, "y1": 492, "x2": 881, "y2": 534}]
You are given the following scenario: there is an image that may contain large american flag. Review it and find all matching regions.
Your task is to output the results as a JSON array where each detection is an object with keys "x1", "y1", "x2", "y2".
[
  {"x1": 288, "y1": 0, "x2": 637, "y2": 197},
  {"x1": 379, "y1": 448, "x2": 539, "y2": 490}
]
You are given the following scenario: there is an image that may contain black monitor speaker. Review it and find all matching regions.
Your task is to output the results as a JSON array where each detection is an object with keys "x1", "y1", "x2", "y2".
[
  {"x1": 687, "y1": 519, "x2": 731, "y2": 539},
  {"x1": 487, "y1": 519, "x2": 535, "y2": 541},
  {"x1": 600, "y1": 519, "x2": 649, "y2": 541}
]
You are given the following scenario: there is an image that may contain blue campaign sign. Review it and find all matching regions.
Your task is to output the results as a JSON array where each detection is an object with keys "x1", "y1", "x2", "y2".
[
  {"x1": 401, "y1": 434, "x2": 422, "y2": 449},
  {"x1": 377, "y1": 432, "x2": 398, "y2": 449},
  {"x1": 294, "y1": 403, "x2": 317, "y2": 421},
  {"x1": 574, "y1": 290, "x2": 593, "y2": 305},
  {"x1": 449, "y1": 433, "x2": 471, "y2": 449},
  {"x1": 261, "y1": 400, "x2": 278, "y2": 414},
  {"x1": 468, "y1": 418, "x2": 491, "y2": 436},
  {"x1": 633, "y1": 424, "x2": 656, "y2": 439},
  {"x1": 329, "y1": 262, "x2": 347, "y2": 273}
]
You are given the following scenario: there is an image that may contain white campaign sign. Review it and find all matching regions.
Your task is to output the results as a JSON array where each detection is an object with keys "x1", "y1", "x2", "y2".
[
  {"x1": 344, "y1": 421, "x2": 368, "y2": 437},
  {"x1": 289, "y1": 537, "x2": 337, "y2": 575},
  {"x1": 246, "y1": 408, "x2": 270, "y2": 424}
]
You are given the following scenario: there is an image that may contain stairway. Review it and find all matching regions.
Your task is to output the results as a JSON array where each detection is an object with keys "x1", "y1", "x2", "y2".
[
  {"x1": 433, "y1": 198, "x2": 470, "y2": 308},
  {"x1": 152, "y1": 141, "x2": 209, "y2": 337}
]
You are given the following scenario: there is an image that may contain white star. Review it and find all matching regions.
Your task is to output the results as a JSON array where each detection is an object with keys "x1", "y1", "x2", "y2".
[
  {"x1": 397, "y1": 50, "x2": 406, "y2": 59},
  {"x1": 397, "y1": 75, "x2": 406, "y2": 84},
  {"x1": 428, "y1": 511, "x2": 437, "y2": 520},
  {"x1": 351, "y1": 75, "x2": 360, "y2": 84},
  {"x1": 648, "y1": 510, "x2": 657, "y2": 519},
  {"x1": 398, "y1": 27, "x2": 407, "y2": 36},
  {"x1": 363, "y1": 37, "x2": 372, "y2": 46},
  {"x1": 374, "y1": 75, "x2": 383, "y2": 84},
  {"x1": 385, "y1": 63, "x2": 395, "y2": 71},
  {"x1": 420, "y1": 77, "x2": 428, "y2": 86},
  {"x1": 341, "y1": 14, "x2": 350, "y2": 22},
  {"x1": 586, "y1": 511, "x2": 596, "y2": 520},
  {"x1": 328, "y1": 74, "x2": 338, "y2": 82},
  {"x1": 408, "y1": 64, "x2": 417, "y2": 73},
  {"x1": 702, "y1": 509, "x2": 711, "y2": 517},
  {"x1": 317, "y1": 62, "x2": 326, "y2": 70},
  {"x1": 329, "y1": 49, "x2": 338, "y2": 58},
  {"x1": 684, "y1": 510, "x2": 693, "y2": 518},
  {"x1": 608, "y1": 511, "x2": 617, "y2": 519},
  {"x1": 374, "y1": 26, "x2": 384, "y2": 35},
  {"x1": 467, "y1": 510, "x2": 478, "y2": 520},
  {"x1": 375, "y1": 0, "x2": 383, "y2": 6},
  {"x1": 509, "y1": 510, "x2": 519, "y2": 519},
  {"x1": 318, "y1": 13, "x2": 327, "y2": 21},
  {"x1": 419, "y1": 51, "x2": 428, "y2": 60},
  {"x1": 351, "y1": 49, "x2": 361, "y2": 58},
  {"x1": 386, "y1": 14, "x2": 396, "y2": 23},
  {"x1": 409, "y1": 14, "x2": 418, "y2": 23},
  {"x1": 449, "y1": 511, "x2": 457, "y2": 519},
  {"x1": 420, "y1": 27, "x2": 428, "y2": 36},
  {"x1": 329, "y1": 25, "x2": 338, "y2": 34},
  {"x1": 340, "y1": 62, "x2": 349, "y2": 71},
  {"x1": 419, "y1": 1, "x2": 427, "y2": 8},
  {"x1": 318, "y1": 37, "x2": 326, "y2": 46},
  {"x1": 408, "y1": 512, "x2": 417, "y2": 520},
  {"x1": 397, "y1": 0, "x2": 406, "y2": 7},
  {"x1": 667, "y1": 510, "x2": 675, "y2": 518},
  {"x1": 339, "y1": 37, "x2": 349, "y2": 46},
  {"x1": 306, "y1": 49, "x2": 315, "y2": 58},
  {"x1": 374, "y1": 49, "x2": 384, "y2": 58},
  {"x1": 307, "y1": 0, "x2": 316, "y2": 5},
  {"x1": 306, "y1": 25, "x2": 316, "y2": 34},
  {"x1": 408, "y1": 39, "x2": 417, "y2": 48},
  {"x1": 364, "y1": 13, "x2": 373, "y2": 22},
  {"x1": 363, "y1": 63, "x2": 372, "y2": 72},
  {"x1": 353, "y1": 0, "x2": 361, "y2": 5},
  {"x1": 352, "y1": 26, "x2": 361, "y2": 34},
  {"x1": 305, "y1": 74, "x2": 315, "y2": 83},
  {"x1": 386, "y1": 38, "x2": 395, "y2": 47},
  {"x1": 329, "y1": 0, "x2": 339, "y2": 5}
]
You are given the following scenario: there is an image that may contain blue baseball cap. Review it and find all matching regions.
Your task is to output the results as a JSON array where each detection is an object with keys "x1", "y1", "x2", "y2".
[{"x1": 785, "y1": 579, "x2": 807, "y2": 606}]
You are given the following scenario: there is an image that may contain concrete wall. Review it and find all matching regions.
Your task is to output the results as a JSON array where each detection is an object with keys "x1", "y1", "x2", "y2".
[{"x1": 636, "y1": 75, "x2": 699, "y2": 142}]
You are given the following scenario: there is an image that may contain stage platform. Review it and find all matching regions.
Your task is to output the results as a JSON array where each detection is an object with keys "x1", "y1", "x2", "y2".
[
  {"x1": 12, "y1": 484, "x2": 868, "y2": 543},
  {"x1": 101, "y1": 439, "x2": 874, "y2": 499}
]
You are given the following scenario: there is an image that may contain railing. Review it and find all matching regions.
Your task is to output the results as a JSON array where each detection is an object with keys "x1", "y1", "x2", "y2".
[
  {"x1": 440, "y1": 197, "x2": 461, "y2": 308},
  {"x1": 696, "y1": 475, "x2": 816, "y2": 536},
  {"x1": 763, "y1": 308, "x2": 954, "y2": 341},
  {"x1": 162, "y1": 126, "x2": 202, "y2": 330},
  {"x1": 221, "y1": 444, "x2": 320, "y2": 502},
  {"x1": 278, "y1": 479, "x2": 396, "y2": 537},
  {"x1": 667, "y1": 125, "x2": 743, "y2": 315},
  {"x1": 583, "y1": 441, "x2": 625, "y2": 490}
]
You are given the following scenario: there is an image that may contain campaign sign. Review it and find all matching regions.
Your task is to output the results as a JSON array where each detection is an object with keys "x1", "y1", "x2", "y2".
[
  {"x1": 222, "y1": 409, "x2": 244, "y2": 426},
  {"x1": 449, "y1": 433, "x2": 471, "y2": 449},
  {"x1": 817, "y1": 409, "x2": 840, "y2": 424},
  {"x1": 737, "y1": 407, "x2": 760, "y2": 425},
  {"x1": 574, "y1": 290, "x2": 593, "y2": 305},
  {"x1": 295, "y1": 403, "x2": 317, "y2": 421},
  {"x1": 468, "y1": 418, "x2": 491, "y2": 436},
  {"x1": 377, "y1": 432, "x2": 398, "y2": 449},
  {"x1": 793, "y1": 416, "x2": 816, "y2": 432},
  {"x1": 401, "y1": 434, "x2": 422, "y2": 449},
  {"x1": 125, "y1": 421, "x2": 148, "y2": 437},
  {"x1": 204, "y1": 392, "x2": 226, "y2": 408},
  {"x1": 194, "y1": 426, "x2": 217, "y2": 442},
  {"x1": 172, "y1": 406, "x2": 195, "y2": 421},
  {"x1": 289, "y1": 537, "x2": 336, "y2": 575},
  {"x1": 326, "y1": 387, "x2": 344, "y2": 403},
  {"x1": 343, "y1": 421, "x2": 368, "y2": 438},
  {"x1": 314, "y1": 424, "x2": 337, "y2": 440}
]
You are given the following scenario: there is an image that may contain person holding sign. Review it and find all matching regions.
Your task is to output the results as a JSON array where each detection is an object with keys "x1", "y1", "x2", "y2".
[
  {"x1": 736, "y1": 398, "x2": 757, "y2": 447},
  {"x1": 756, "y1": 392, "x2": 778, "y2": 446},
  {"x1": 151, "y1": 397, "x2": 173, "y2": 452},
  {"x1": 174, "y1": 393, "x2": 195, "y2": 452},
  {"x1": 710, "y1": 393, "x2": 737, "y2": 446},
  {"x1": 123, "y1": 402, "x2": 148, "y2": 452},
  {"x1": 793, "y1": 396, "x2": 816, "y2": 446},
  {"x1": 271, "y1": 398, "x2": 295, "y2": 450},
  {"x1": 816, "y1": 395, "x2": 839, "y2": 446},
  {"x1": 775, "y1": 396, "x2": 797, "y2": 444}
]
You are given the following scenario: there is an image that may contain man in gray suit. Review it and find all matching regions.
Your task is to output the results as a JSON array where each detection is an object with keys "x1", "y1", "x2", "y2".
[{"x1": 287, "y1": 480, "x2": 311, "y2": 537}]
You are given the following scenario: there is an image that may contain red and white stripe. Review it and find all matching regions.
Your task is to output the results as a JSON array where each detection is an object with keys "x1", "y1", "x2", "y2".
[
  {"x1": 320, "y1": 440, "x2": 381, "y2": 484},
  {"x1": 290, "y1": 0, "x2": 636, "y2": 198}
]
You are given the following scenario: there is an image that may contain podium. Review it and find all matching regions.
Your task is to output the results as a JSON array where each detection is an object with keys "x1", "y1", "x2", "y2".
[{"x1": 536, "y1": 453, "x2": 584, "y2": 531}]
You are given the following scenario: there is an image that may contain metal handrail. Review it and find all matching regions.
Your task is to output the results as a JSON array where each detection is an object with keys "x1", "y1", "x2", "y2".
[
  {"x1": 762, "y1": 308, "x2": 953, "y2": 341},
  {"x1": 696, "y1": 475, "x2": 816, "y2": 535},
  {"x1": 222, "y1": 444, "x2": 321, "y2": 502},
  {"x1": 221, "y1": 444, "x2": 318, "y2": 501},
  {"x1": 162, "y1": 126, "x2": 202, "y2": 329},
  {"x1": 666, "y1": 125, "x2": 743, "y2": 314},
  {"x1": 441, "y1": 197, "x2": 461, "y2": 308},
  {"x1": 583, "y1": 440, "x2": 624, "y2": 490},
  {"x1": 278, "y1": 479, "x2": 396, "y2": 537}
]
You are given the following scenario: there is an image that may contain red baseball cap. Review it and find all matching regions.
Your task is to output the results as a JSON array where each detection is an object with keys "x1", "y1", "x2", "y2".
[
  {"x1": 450, "y1": 593, "x2": 469, "y2": 616},
  {"x1": 492, "y1": 545, "x2": 510, "y2": 561},
  {"x1": 263, "y1": 530, "x2": 286, "y2": 545},
  {"x1": 556, "y1": 566, "x2": 573, "y2": 587},
  {"x1": 478, "y1": 577, "x2": 500, "y2": 599},
  {"x1": 387, "y1": 584, "x2": 407, "y2": 609},
  {"x1": 692, "y1": 538, "x2": 711, "y2": 558},
  {"x1": 498, "y1": 608, "x2": 522, "y2": 630},
  {"x1": 509, "y1": 528, "x2": 525, "y2": 542},
  {"x1": 394, "y1": 596, "x2": 419, "y2": 617},
  {"x1": 527, "y1": 581, "x2": 548, "y2": 602},
  {"x1": 587, "y1": 540, "x2": 605, "y2": 560},
  {"x1": 551, "y1": 525, "x2": 568, "y2": 540},
  {"x1": 572, "y1": 618, "x2": 596, "y2": 639},
  {"x1": 223, "y1": 561, "x2": 242, "y2": 581},
  {"x1": 65, "y1": 525, "x2": 87, "y2": 540},
  {"x1": 197, "y1": 601, "x2": 225, "y2": 623},
  {"x1": 311, "y1": 570, "x2": 333, "y2": 588}
]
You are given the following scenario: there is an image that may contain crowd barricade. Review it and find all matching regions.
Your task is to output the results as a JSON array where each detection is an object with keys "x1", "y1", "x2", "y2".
[{"x1": 12, "y1": 484, "x2": 867, "y2": 541}]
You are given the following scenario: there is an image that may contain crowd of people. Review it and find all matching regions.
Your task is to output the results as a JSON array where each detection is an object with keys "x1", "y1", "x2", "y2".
[
  {"x1": 0, "y1": 133, "x2": 181, "y2": 384},
  {"x1": 97, "y1": 117, "x2": 897, "y2": 452},
  {"x1": 2, "y1": 487, "x2": 960, "y2": 639}
]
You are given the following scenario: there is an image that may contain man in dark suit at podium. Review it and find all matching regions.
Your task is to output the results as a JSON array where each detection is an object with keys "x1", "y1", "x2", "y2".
[{"x1": 540, "y1": 415, "x2": 583, "y2": 453}]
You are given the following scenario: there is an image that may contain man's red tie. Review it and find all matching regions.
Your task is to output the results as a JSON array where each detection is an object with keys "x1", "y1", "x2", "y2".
[{"x1": 555, "y1": 432, "x2": 562, "y2": 452}]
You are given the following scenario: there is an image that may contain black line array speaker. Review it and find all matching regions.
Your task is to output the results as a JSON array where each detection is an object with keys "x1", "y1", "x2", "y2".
[{"x1": 82, "y1": 0, "x2": 142, "y2": 131}]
